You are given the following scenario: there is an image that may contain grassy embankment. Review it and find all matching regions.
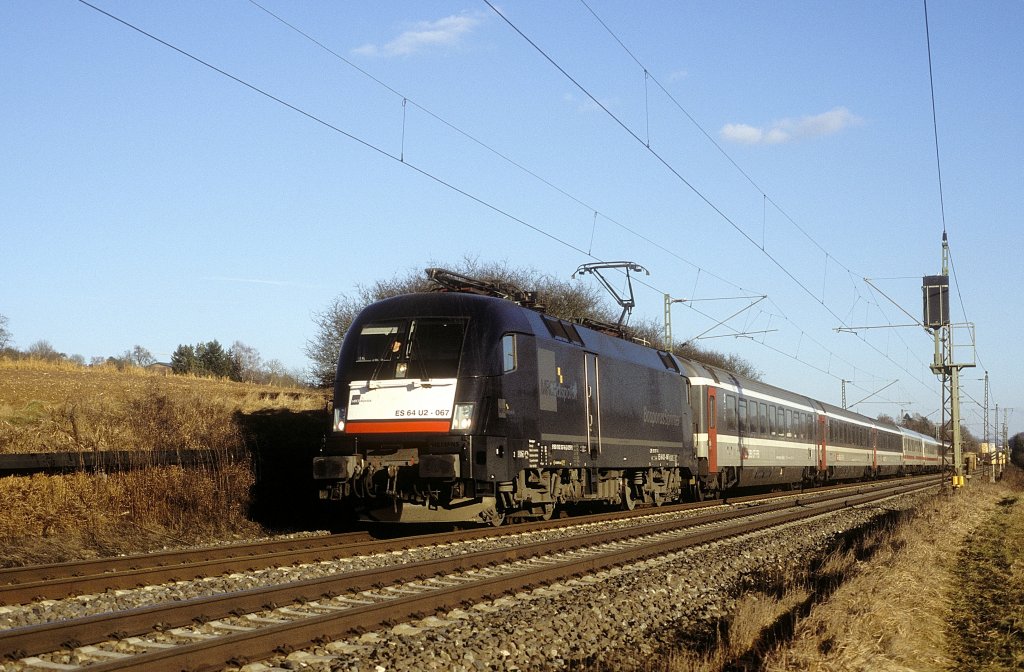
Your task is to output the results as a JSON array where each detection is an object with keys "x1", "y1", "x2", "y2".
[
  {"x1": 0, "y1": 357, "x2": 328, "y2": 566},
  {"x1": 655, "y1": 468, "x2": 1024, "y2": 672}
]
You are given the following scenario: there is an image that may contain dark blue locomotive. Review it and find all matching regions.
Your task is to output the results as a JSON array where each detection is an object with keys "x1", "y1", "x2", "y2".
[{"x1": 313, "y1": 271, "x2": 940, "y2": 524}]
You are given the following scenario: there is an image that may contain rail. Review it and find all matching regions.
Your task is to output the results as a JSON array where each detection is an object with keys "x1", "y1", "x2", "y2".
[{"x1": 0, "y1": 476, "x2": 940, "y2": 670}]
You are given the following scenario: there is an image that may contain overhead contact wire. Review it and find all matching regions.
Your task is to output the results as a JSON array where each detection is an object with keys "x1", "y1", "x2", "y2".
[{"x1": 487, "y1": 0, "x2": 936, "y2": 396}]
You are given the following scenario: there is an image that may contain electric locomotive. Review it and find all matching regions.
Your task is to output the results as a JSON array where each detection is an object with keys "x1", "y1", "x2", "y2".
[
  {"x1": 313, "y1": 268, "x2": 945, "y2": 525},
  {"x1": 313, "y1": 270, "x2": 696, "y2": 524}
]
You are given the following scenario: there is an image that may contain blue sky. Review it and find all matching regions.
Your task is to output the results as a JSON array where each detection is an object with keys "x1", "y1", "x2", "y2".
[{"x1": 2, "y1": 1, "x2": 1022, "y2": 438}]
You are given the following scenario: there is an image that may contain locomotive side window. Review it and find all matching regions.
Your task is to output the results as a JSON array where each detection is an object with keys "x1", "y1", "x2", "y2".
[
  {"x1": 502, "y1": 334, "x2": 517, "y2": 372},
  {"x1": 542, "y1": 316, "x2": 584, "y2": 345},
  {"x1": 563, "y1": 322, "x2": 584, "y2": 345}
]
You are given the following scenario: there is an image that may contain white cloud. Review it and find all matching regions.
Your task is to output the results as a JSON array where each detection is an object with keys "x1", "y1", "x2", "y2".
[
  {"x1": 720, "y1": 123, "x2": 765, "y2": 144},
  {"x1": 720, "y1": 106, "x2": 863, "y2": 145},
  {"x1": 354, "y1": 14, "x2": 481, "y2": 57}
]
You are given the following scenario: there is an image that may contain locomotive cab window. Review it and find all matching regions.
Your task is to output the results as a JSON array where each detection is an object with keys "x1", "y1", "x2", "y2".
[
  {"x1": 355, "y1": 324, "x2": 403, "y2": 362},
  {"x1": 351, "y1": 319, "x2": 466, "y2": 381}
]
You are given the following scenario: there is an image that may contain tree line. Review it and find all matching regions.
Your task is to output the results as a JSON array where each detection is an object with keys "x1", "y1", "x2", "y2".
[
  {"x1": 0, "y1": 314, "x2": 301, "y2": 386},
  {"x1": 169, "y1": 339, "x2": 298, "y2": 385},
  {"x1": 303, "y1": 258, "x2": 764, "y2": 388}
]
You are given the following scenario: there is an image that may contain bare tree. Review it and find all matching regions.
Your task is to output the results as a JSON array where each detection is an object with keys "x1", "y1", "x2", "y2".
[
  {"x1": 27, "y1": 340, "x2": 62, "y2": 360},
  {"x1": 229, "y1": 341, "x2": 263, "y2": 383},
  {"x1": 0, "y1": 314, "x2": 11, "y2": 350},
  {"x1": 128, "y1": 345, "x2": 155, "y2": 367},
  {"x1": 306, "y1": 260, "x2": 760, "y2": 387}
]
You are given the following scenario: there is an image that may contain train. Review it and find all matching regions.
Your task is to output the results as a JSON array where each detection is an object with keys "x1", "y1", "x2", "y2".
[{"x1": 313, "y1": 269, "x2": 942, "y2": 524}]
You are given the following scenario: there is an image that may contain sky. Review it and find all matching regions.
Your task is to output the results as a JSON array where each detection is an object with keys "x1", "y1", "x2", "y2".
[{"x1": 2, "y1": 1, "x2": 1022, "y2": 438}]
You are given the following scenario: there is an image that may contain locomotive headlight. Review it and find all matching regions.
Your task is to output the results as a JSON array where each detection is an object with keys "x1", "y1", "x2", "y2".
[
  {"x1": 450, "y1": 403, "x2": 475, "y2": 431},
  {"x1": 333, "y1": 407, "x2": 347, "y2": 433}
]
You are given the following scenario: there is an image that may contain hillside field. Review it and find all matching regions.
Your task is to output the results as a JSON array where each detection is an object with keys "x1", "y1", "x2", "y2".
[{"x1": 0, "y1": 358, "x2": 328, "y2": 565}]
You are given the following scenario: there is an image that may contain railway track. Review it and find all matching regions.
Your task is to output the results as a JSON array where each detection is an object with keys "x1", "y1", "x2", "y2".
[
  {"x1": 0, "y1": 476, "x2": 927, "y2": 606},
  {"x1": 1, "y1": 476, "x2": 939, "y2": 671}
]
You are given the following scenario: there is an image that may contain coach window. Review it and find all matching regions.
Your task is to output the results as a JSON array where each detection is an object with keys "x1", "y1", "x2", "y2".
[
  {"x1": 769, "y1": 405, "x2": 777, "y2": 436},
  {"x1": 784, "y1": 409, "x2": 792, "y2": 437},
  {"x1": 759, "y1": 403, "x2": 768, "y2": 437},
  {"x1": 726, "y1": 395, "x2": 737, "y2": 432},
  {"x1": 738, "y1": 399, "x2": 748, "y2": 434},
  {"x1": 501, "y1": 334, "x2": 517, "y2": 372}
]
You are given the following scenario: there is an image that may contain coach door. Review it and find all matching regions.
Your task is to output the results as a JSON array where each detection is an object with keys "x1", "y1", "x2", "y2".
[
  {"x1": 585, "y1": 353, "x2": 602, "y2": 458},
  {"x1": 871, "y1": 427, "x2": 878, "y2": 473},
  {"x1": 818, "y1": 415, "x2": 828, "y2": 471},
  {"x1": 707, "y1": 387, "x2": 718, "y2": 473}
]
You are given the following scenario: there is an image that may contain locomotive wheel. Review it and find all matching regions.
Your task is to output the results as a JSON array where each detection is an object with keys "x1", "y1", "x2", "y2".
[
  {"x1": 621, "y1": 482, "x2": 636, "y2": 511},
  {"x1": 689, "y1": 482, "x2": 703, "y2": 502}
]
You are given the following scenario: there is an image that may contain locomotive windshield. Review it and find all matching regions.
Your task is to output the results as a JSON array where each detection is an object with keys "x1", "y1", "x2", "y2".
[{"x1": 351, "y1": 318, "x2": 466, "y2": 381}]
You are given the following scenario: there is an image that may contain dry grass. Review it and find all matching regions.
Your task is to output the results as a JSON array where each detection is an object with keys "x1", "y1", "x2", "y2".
[
  {"x1": 760, "y1": 477, "x2": 1017, "y2": 672},
  {"x1": 0, "y1": 357, "x2": 324, "y2": 454},
  {"x1": 653, "y1": 472, "x2": 1023, "y2": 672},
  {"x1": 948, "y1": 469, "x2": 1024, "y2": 671},
  {"x1": 0, "y1": 357, "x2": 328, "y2": 565},
  {"x1": 662, "y1": 588, "x2": 811, "y2": 672}
]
